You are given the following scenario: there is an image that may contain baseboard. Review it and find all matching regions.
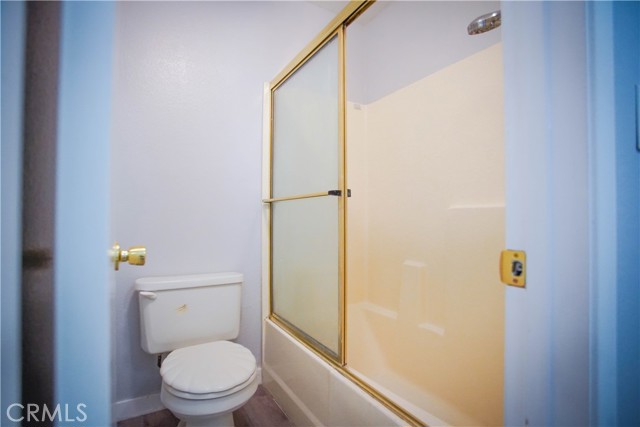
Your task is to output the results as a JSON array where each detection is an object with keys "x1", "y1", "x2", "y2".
[
  {"x1": 113, "y1": 367, "x2": 263, "y2": 422},
  {"x1": 113, "y1": 393, "x2": 164, "y2": 422},
  {"x1": 256, "y1": 366, "x2": 263, "y2": 384}
]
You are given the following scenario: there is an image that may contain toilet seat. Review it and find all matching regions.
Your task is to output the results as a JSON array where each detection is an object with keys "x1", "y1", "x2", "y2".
[
  {"x1": 160, "y1": 341, "x2": 256, "y2": 400},
  {"x1": 164, "y1": 370, "x2": 257, "y2": 400}
]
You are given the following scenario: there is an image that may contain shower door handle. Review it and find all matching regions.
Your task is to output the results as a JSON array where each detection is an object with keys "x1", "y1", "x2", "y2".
[
  {"x1": 327, "y1": 189, "x2": 351, "y2": 197},
  {"x1": 262, "y1": 189, "x2": 351, "y2": 203}
]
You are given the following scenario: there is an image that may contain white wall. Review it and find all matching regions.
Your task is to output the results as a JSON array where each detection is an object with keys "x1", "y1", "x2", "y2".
[
  {"x1": 346, "y1": 1, "x2": 501, "y2": 104},
  {"x1": 502, "y1": 2, "x2": 590, "y2": 426},
  {"x1": 110, "y1": 1, "x2": 335, "y2": 406}
]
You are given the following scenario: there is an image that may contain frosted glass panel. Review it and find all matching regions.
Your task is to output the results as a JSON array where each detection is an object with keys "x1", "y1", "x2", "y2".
[
  {"x1": 346, "y1": 2, "x2": 505, "y2": 426},
  {"x1": 272, "y1": 37, "x2": 338, "y2": 198},
  {"x1": 272, "y1": 196, "x2": 339, "y2": 355}
]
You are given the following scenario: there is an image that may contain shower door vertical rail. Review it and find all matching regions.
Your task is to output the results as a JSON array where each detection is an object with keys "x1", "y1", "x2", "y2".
[
  {"x1": 264, "y1": 26, "x2": 347, "y2": 364},
  {"x1": 337, "y1": 26, "x2": 347, "y2": 365}
]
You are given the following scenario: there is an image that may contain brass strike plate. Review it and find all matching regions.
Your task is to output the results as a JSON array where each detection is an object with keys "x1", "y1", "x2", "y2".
[{"x1": 500, "y1": 250, "x2": 526, "y2": 287}]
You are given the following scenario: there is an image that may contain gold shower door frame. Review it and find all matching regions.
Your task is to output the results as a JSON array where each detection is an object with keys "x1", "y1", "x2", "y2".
[{"x1": 263, "y1": 1, "x2": 424, "y2": 426}]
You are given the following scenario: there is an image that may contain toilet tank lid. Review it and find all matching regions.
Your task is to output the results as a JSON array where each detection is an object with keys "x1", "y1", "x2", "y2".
[{"x1": 134, "y1": 272, "x2": 243, "y2": 292}]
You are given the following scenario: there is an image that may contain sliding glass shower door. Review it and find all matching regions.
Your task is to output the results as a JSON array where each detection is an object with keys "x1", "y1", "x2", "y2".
[
  {"x1": 267, "y1": 34, "x2": 344, "y2": 359},
  {"x1": 265, "y1": 2, "x2": 506, "y2": 425},
  {"x1": 344, "y1": 2, "x2": 505, "y2": 425}
]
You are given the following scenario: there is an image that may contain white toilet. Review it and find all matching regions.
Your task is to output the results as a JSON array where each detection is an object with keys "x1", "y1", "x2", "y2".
[{"x1": 135, "y1": 272, "x2": 258, "y2": 427}]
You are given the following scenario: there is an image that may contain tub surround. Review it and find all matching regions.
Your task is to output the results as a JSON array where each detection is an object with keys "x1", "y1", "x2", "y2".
[{"x1": 262, "y1": 320, "x2": 406, "y2": 427}]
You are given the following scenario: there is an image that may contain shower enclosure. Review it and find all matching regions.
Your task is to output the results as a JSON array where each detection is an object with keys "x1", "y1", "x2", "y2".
[{"x1": 263, "y1": 2, "x2": 505, "y2": 425}]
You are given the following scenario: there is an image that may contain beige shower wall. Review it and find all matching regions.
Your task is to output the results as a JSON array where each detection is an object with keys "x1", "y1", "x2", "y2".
[{"x1": 346, "y1": 43, "x2": 505, "y2": 426}]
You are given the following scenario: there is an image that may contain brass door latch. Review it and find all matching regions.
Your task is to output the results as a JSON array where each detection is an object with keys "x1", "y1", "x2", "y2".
[
  {"x1": 500, "y1": 250, "x2": 526, "y2": 287},
  {"x1": 112, "y1": 242, "x2": 146, "y2": 271}
]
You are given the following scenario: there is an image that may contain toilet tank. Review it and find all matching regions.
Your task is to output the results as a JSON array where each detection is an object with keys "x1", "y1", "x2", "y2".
[{"x1": 135, "y1": 272, "x2": 243, "y2": 354}]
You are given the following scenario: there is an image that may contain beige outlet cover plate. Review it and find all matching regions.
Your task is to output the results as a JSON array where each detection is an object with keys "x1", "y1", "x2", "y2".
[{"x1": 500, "y1": 250, "x2": 526, "y2": 287}]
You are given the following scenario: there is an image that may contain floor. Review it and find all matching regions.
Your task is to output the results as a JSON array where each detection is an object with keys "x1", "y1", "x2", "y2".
[{"x1": 117, "y1": 386, "x2": 293, "y2": 427}]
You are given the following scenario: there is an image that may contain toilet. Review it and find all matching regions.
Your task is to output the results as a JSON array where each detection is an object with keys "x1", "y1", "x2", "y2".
[{"x1": 135, "y1": 272, "x2": 258, "y2": 427}]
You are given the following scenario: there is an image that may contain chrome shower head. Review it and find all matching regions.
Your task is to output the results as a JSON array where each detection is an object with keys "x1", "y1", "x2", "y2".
[{"x1": 467, "y1": 10, "x2": 501, "y2": 35}]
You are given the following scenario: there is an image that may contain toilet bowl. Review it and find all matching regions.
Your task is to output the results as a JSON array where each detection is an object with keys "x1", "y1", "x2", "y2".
[
  {"x1": 160, "y1": 341, "x2": 258, "y2": 427},
  {"x1": 162, "y1": 377, "x2": 258, "y2": 427},
  {"x1": 135, "y1": 273, "x2": 257, "y2": 427}
]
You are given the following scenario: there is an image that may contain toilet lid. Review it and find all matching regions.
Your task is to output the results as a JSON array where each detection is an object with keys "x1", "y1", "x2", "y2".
[{"x1": 160, "y1": 341, "x2": 256, "y2": 394}]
